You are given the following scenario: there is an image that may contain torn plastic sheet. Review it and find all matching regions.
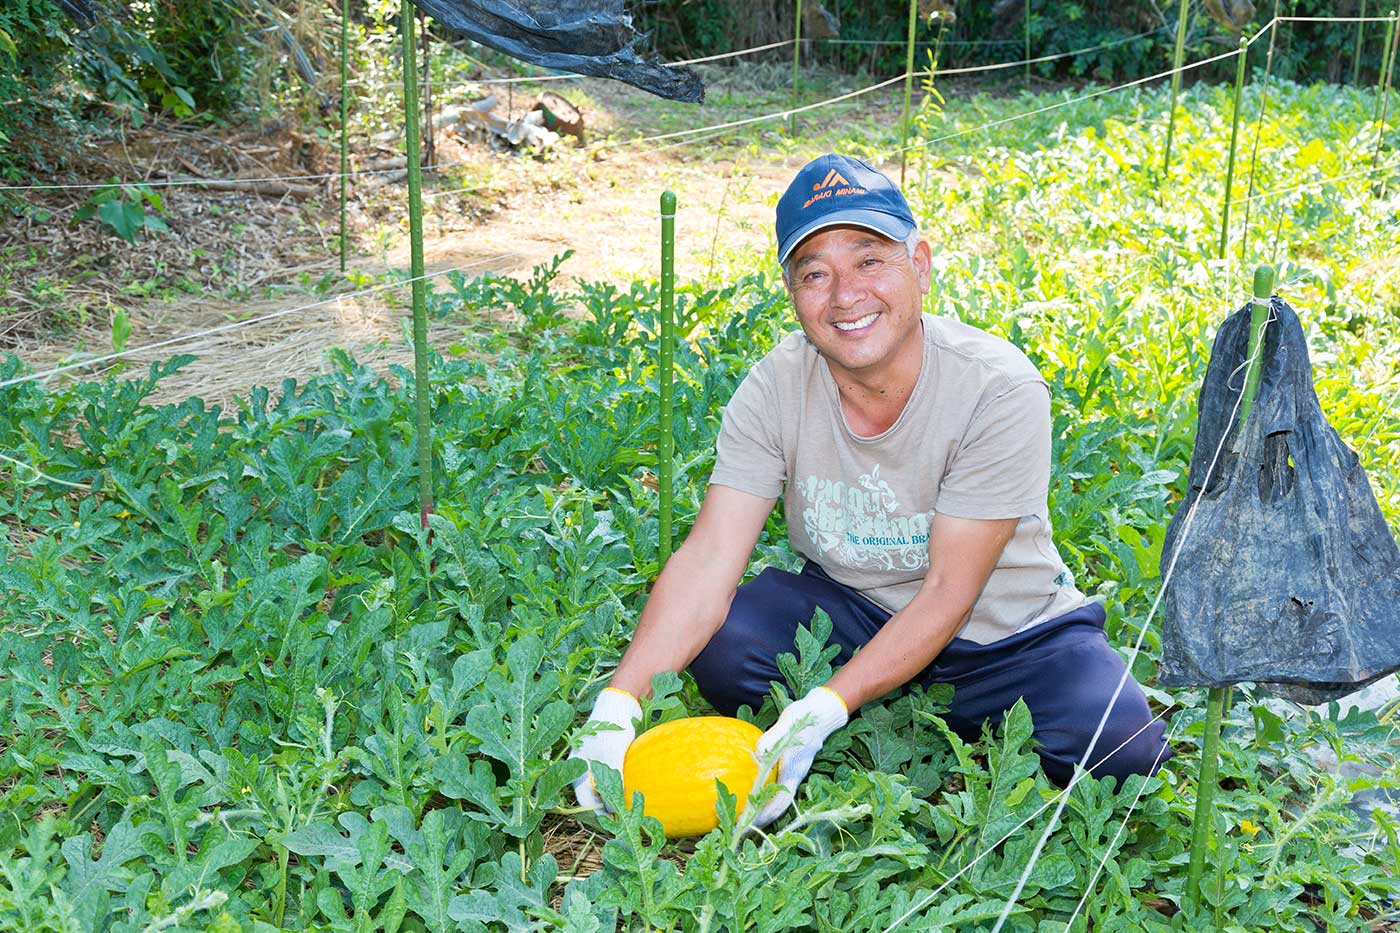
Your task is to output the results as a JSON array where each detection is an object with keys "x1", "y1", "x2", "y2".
[
  {"x1": 411, "y1": 0, "x2": 704, "y2": 102},
  {"x1": 1159, "y1": 297, "x2": 1400, "y2": 704}
]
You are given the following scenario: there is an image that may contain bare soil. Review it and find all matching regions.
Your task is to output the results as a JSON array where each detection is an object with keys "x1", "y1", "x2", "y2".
[{"x1": 4, "y1": 64, "x2": 912, "y2": 407}]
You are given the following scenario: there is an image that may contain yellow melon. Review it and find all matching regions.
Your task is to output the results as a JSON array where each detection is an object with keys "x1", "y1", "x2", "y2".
[{"x1": 622, "y1": 716, "x2": 775, "y2": 837}]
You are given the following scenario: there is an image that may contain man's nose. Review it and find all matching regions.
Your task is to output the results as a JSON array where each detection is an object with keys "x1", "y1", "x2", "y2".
[{"x1": 831, "y1": 269, "x2": 866, "y2": 310}]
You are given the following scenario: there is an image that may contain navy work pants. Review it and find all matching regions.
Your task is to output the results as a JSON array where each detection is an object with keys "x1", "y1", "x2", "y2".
[{"x1": 689, "y1": 561, "x2": 1171, "y2": 787}]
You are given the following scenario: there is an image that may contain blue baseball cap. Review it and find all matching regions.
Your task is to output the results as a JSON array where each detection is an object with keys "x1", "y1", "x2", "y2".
[{"x1": 775, "y1": 154, "x2": 917, "y2": 264}]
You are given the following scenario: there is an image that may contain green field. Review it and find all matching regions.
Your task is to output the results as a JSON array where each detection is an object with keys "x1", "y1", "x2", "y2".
[{"x1": 3, "y1": 55, "x2": 1400, "y2": 933}]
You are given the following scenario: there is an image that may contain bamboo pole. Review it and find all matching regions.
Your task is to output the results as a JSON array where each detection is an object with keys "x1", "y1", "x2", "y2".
[
  {"x1": 1239, "y1": 0, "x2": 1281, "y2": 265},
  {"x1": 899, "y1": 0, "x2": 918, "y2": 187},
  {"x1": 1372, "y1": 10, "x2": 1399, "y2": 194},
  {"x1": 1218, "y1": 36, "x2": 1250, "y2": 260},
  {"x1": 1241, "y1": 267, "x2": 1273, "y2": 420},
  {"x1": 1185, "y1": 264, "x2": 1274, "y2": 914},
  {"x1": 421, "y1": 9, "x2": 434, "y2": 170},
  {"x1": 1162, "y1": 0, "x2": 1192, "y2": 185},
  {"x1": 1024, "y1": 0, "x2": 1032, "y2": 85},
  {"x1": 339, "y1": 0, "x2": 349, "y2": 272},
  {"x1": 1378, "y1": 11, "x2": 1398, "y2": 123},
  {"x1": 791, "y1": 0, "x2": 803, "y2": 134},
  {"x1": 1185, "y1": 686, "x2": 1227, "y2": 913},
  {"x1": 401, "y1": 2, "x2": 433, "y2": 529},
  {"x1": 1354, "y1": 0, "x2": 1369, "y2": 86},
  {"x1": 658, "y1": 191, "x2": 677, "y2": 566}
]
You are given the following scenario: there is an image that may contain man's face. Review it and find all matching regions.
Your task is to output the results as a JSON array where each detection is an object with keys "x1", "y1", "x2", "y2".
[{"x1": 784, "y1": 225, "x2": 931, "y2": 382}]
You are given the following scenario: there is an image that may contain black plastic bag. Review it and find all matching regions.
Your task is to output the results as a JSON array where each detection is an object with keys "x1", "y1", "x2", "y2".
[
  {"x1": 412, "y1": 0, "x2": 704, "y2": 102},
  {"x1": 1159, "y1": 297, "x2": 1400, "y2": 704}
]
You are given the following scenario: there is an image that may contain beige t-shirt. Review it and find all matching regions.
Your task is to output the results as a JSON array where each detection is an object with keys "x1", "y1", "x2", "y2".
[{"x1": 709, "y1": 312, "x2": 1086, "y2": 645}]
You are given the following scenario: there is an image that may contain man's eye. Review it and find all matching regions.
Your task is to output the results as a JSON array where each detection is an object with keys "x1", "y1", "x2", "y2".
[
  {"x1": 803, "y1": 270, "x2": 826, "y2": 283},
  {"x1": 862, "y1": 258, "x2": 881, "y2": 268}
]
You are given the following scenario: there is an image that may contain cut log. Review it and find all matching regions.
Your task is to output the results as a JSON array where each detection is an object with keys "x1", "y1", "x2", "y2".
[
  {"x1": 205, "y1": 179, "x2": 318, "y2": 198},
  {"x1": 362, "y1": 156, "x2": 409, "y2": 172}
]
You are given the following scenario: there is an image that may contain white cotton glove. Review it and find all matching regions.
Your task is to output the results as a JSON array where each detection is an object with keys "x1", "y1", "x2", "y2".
[
  {"x1": 569, "y1": 687, "x2": 643, "y2": 815},
  {"x1": 751, "y1": 686, "x2": 849, "y2": 828}
]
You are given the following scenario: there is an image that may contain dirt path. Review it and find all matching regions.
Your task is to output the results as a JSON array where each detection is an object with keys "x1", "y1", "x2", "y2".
[
  {"x1": 6, "y1": 66, "x2": 913, "y2": 406},
  {"x1": 10, "y1": 150, "x2": 806, "y2": 407}
]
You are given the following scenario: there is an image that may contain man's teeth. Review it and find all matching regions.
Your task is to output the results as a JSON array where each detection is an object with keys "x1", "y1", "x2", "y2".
[{"x1": 834, "y1": 312, "x2": 879, "y2": 332}]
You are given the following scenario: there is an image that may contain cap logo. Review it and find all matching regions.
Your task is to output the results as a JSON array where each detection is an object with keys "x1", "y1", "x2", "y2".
[{"x1": 801, "y1": 168, "x2": 867, "y2": 210}]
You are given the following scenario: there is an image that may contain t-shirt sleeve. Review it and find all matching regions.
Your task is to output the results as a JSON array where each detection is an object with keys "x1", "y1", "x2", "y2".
[
  {"x1": 934, "y1": 380, "x2": 1051, "y2": 519},
  {"x1": 708, "y1": 364, "x2": 786, "y2": 499}
]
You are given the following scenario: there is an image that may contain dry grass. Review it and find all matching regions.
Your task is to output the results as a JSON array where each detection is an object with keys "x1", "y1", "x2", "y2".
[
  {"x1": 542, "y1": 813, "x2": 606, "y2": 880},
  {"x1": 6, "y1": 247, "x2": 521, "y2": 410}
]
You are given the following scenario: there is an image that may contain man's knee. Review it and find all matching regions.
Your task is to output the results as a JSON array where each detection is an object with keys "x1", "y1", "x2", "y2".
[{"x1": 1042, "y1": 696, "x2": 1171, "y2": 787}]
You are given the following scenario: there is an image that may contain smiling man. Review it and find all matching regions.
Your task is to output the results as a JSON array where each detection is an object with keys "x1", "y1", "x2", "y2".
[{"x1": 570, "y1": 154, "x2": 1170, "y2": 825}]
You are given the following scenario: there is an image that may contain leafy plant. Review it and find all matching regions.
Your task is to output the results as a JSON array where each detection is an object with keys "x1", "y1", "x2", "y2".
[
  {"x1": 2, "y1": 78, "x2": 1399, "y2": 931},
  {"x1": 73, "y1": 182, "x2": 169, "y2": 242}
]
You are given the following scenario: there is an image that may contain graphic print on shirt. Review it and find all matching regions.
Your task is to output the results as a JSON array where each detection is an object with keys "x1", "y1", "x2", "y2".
[{"x1": 796, "y1": 464, "x2": 931, "y2": 572}]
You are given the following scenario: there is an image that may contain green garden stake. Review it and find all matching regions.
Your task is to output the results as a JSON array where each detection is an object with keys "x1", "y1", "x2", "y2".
[
  {"x1": 1239, "y1": 0, "x2": 1282, "y2": 266},
  {"x1": 1185, "y1": 264, "x2": 1274, "y2": 915},
  {"x1": 402, "y1": 1, "x2": 434, "y2": 529},
  {"x1": 1376, "y1": 11, "x2": 1397, "y2": 126},
  {"x1": 1024, "y1": 0, "x2": 1032, "y2": 85},
  {"x1": 1161, "y1": 0, "x2": 1192, "y2": 186},
  {"x1": 658, "y1": 191, "x2": 677, "y2": 566},
  {"x1": 1240, "y1": 266, "x2": 1274, "y2": 420},
  {"x1": 899, "y1": 0, "x2": 918, "y2": 187},
  {"x1": 1218, "y1": 36, "x2": 1250, "y2": 260},
  {"x1": 791, "y1": 0, "x2": 803, "y2": 135},
  {"x1": 340, "y1": 0, "x2": 349, "y2": 272},
  {"x1": 1353, "y1": 0, "x2": 1368, "y2": 86},
  {"x1": 1372, "y1": 10, "x2": 1399, "y2": 193},
  {"x1": 421, "y1": 9, "x2": 434, "y2": 169}
]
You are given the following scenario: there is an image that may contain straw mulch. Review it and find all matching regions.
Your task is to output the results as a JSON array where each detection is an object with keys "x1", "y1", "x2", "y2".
[{"x1": 6, "y1": 247, "x2": 528, "y2": 410}]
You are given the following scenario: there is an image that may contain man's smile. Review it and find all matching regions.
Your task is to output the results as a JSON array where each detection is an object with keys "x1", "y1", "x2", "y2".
[{"x1": 833, "y1": 311, "x2": 881, "y2": 332}]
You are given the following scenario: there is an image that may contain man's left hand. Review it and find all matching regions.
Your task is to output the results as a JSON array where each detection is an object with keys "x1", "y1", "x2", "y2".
[{"x1": 751, "y1": 686, "x2": 849, "y2": 827}]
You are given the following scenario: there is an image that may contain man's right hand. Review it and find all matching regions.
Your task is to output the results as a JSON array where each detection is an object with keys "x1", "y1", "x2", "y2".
[{"x1": 569, "y1": 687, "x2": 643, "y2": 814}]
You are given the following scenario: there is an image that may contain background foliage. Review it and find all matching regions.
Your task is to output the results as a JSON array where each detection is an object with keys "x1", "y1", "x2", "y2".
[
  {"x1": 636, "y1": 0, "x2": 1395, "y2": 84},
  {"x1": 5, "y1": 1, "x2": 1395, "y2": 177},
  {"x1": 2, "y1": 70, "x2": 1399, "y2": 928}
]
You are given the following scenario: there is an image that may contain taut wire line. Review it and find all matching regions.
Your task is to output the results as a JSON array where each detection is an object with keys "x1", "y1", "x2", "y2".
[
  {"x1": 0, "y1": 252, "x2": 521, "y2": 390},
  {"x1": 986, "y1": 302, "x2": 1278, "y2": 932}
]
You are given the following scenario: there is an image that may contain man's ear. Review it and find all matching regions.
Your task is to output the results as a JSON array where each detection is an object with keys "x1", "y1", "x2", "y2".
[{"x1": 913, "y1": 239, "x2": 933, "y2": 294}]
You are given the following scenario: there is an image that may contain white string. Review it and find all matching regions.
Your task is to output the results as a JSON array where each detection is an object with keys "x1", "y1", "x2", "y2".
[
  {"x1": 1247, "y1": 18, "x2": 1279, "y2": 47},
  {"x1": 882, "y1": 297, "x2": 1276, "y2": 933},
  {"x1": 616, "y1": 72, "x2": 913, "y2": 147},
  {"x1": 0, "y1": 164, "x2": 459, "y2": 193},
  {"x1": 879, "y1": 702, "x2": 1179, "y2": 933},
  {"x1": 986, "y1": 301, "x2": 1278, "y2": 933},
  {"x1": 1063, "y1": 716, "x2": 1183, "y2": 929},
  {"x1": 419, "y1": 181, "x2": 495, "y2": 201},
  {"x1": 820, "y1": 36, "x2": 1019, "y2": 48},
  {"x1": 1279, "y1": 15, "x2": 1397, "y2": 22},
  {"x1": 1228, "y1": 155, "x2": 1400, "y2": 205},
  {"x1": 891, "y1": 45, "x2": 1246, "y2": 155},
  {"x1": 927, "y1": 26, "x2": 1170, "y2": 78},
  {"x1": 468, "y1": 39, "x2": 797, "y2": 85},
  {"x1": 9, "y1": 14, "x2": 1372, "y2": 191},
  {"x1": 0, "y1": 252, "x2": 520, "y2": 390},
  {"x1": 623, "y1": 26, "x2": 1202, "y2": 151},
  {"x1": 4, "y1": 25, "x2": 1221, "y2": 190},
  {"x1": 672, "y1": 40, "x2": 798, "y2": 66}
]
